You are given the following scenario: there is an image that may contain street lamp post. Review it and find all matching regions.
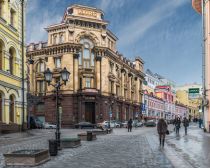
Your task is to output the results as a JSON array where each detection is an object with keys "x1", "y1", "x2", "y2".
[{"x1": 44, "y1": 67, "x2": 70, "y2": 149}]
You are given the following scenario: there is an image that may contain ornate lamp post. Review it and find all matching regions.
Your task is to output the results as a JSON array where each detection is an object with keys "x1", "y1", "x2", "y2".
[{"x1": 44, "y1": 67, "x2": 70, "y2": 149}]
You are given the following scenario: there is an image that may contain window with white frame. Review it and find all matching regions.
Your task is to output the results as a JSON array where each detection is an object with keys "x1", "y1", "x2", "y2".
[
  {"x1": 55, "y1": 57, "x2": 61, "y2": 68},
  {"x1": 85, "y1": 77, "x2": 91, "y2": 88}
]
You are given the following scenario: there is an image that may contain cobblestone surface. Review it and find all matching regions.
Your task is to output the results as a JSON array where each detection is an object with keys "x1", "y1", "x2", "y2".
[
  {"x1": 0, "y1": 124, "x2": 208, "y2": 168},
  {"x1": 0, "y1": 128, "x2": 174, "y2": 168}
]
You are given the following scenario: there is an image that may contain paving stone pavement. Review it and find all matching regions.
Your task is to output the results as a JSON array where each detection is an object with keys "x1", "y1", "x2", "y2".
[
  {"x1": 0, "y1": 125, "x2": 207, "y2": 168},
  {"x1": 0, "y1": 128, "x2": 174, "y2": 168}
]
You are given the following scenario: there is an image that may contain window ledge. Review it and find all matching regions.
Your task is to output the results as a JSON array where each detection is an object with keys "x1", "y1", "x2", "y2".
[
  {"x1": 0, "y1": 70, "x2": 21, "y2": 81},
  {"x1": 9, "y1": 24, "x2": 17, "y2": 32},
  {"x1": 0, "y1": 17, "x2": 7, "y2": 24}
]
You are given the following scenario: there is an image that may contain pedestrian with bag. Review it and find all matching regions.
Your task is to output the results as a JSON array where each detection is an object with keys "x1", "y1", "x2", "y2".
[
  {"x1": 157, "y1": 118, "x2": 168, "y2": 148},
  {"x1": 183, "y1": 117, "x2": 189, "y2": 135},
  {"x1": 127, "y1": 118, "x2": 133, "y2": 132}
]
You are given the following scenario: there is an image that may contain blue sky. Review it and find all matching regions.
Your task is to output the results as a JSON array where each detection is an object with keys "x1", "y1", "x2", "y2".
[{"x1": 26, "y1": 0, "x2": 202, "y2": 85}]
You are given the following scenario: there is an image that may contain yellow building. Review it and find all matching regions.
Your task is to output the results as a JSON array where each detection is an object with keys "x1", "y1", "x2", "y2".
[
  {"x1": 176, "y1": 84, "x2": 202, "y2": 120},
  {"x1": 0, "y1": 0, "x2": 26, "y2": 132}
]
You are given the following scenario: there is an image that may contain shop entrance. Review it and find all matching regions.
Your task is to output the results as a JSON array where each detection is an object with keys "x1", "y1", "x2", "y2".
[{"x1": 85, "y1": 102, "x2": 95, "y2": 124}]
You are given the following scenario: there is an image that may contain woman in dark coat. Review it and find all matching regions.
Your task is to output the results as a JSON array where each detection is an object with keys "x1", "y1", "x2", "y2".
[
  {"x1": 157, "y1": 118, "x2": 168, "y2": 147},
  {"x1": 175, "y1": 117, "x2": 181, "y2": 135}
]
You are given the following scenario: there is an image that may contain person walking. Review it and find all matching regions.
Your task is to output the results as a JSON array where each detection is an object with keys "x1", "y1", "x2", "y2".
[
  {"x1": 175, "y1": 117, "x2": 181, "y2": 135},
  {"x1": 157, "y1": 118, "x2": 168, "y2": 147},
  {"x1": 127, "y1": 118, "x2": 133, "y2": 132},
  {"x1": 183, "y1": 117, "x2": 189, "y2": 135}
]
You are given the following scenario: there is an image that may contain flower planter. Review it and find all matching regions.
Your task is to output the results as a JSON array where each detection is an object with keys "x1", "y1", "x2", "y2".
[
  {"x1": 61, "y1": 138, "x2": 81, "y2": 148},
  {"x1": 78, "y1": 133, "x2": 97, "y2": 141},
  {"x1": 4, "y1": 149, "x2": 50, "y2": 166}
]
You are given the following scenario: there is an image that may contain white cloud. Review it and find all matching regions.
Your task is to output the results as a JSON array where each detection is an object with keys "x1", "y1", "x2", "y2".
[
  {"x1": 118, "y1": 0, "x2": 188, "y2": 48},
  {"x1": 26, "y1": 1, "x2": 62, "y2": 44},
  {"x1": 98, "y1": 0, "x2": 125, "y2": 12}
]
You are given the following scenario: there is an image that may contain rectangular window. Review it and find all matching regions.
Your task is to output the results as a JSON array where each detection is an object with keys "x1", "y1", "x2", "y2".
[
  {"x1": 37, "y1": 103, "x2": 45, "y2": 113},
  {"x1": 55, "y1": 57, "x2": 61, "y2": 68},
  {"x1": 85, "y1": 78, "x2": 91, "y2": 88},
  {"x1": 83, "y1": 48, "x2": 90, "y2": 59},
  {"x1": 116, "y1": 86, "x2": 120, "y2": 96},
  {"x1": 10, "y1": 9, "x2": 15, "y2": 26},
  {"x1": 40, "y1": 62, "x2": 45, "y2": 72},
  {"x1": 84, "y1": 60, "x2": 90, "y2": 68}
]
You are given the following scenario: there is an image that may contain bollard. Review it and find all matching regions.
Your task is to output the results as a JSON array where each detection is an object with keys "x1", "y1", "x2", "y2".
[
  {"x1": 87, "y1": 131, "x2": 92, "y2": 141},
  {"x1": 49, "y1": 139, "x2": 57, "y2": 156}
]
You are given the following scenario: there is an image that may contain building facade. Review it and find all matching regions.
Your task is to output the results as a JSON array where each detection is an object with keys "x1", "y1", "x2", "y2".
[
  {"x1": 26, "y1": 4, "x2": 145, "y2": 126},
  {"x1": 176, "y1": 84, "x2": 202, "y2": 121},
  {"x1": 192, "y1": 0, "x2": 210, "y2": 131},
  {"x1": 0, "y1": 0, "x2": 26, "y2": 132}
]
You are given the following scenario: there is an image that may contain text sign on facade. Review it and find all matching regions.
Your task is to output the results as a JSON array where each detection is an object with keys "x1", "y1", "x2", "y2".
[
  {"x1": 188, "y1": 88, "x2": 200, "y2": 99},
  {"x1": 78, "y1": 9, "x2": 97, "y2": 18}
]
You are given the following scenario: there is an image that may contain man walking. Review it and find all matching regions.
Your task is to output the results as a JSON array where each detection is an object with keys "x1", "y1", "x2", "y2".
[
  {"x1": 183, "y1": 117, "x2": 189, "y2": 135},
  {"x1": 127, "y1": 118, "x2": 133, "y2": 132}
]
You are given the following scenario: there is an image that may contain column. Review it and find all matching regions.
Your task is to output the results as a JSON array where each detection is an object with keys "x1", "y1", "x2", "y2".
[{"x1": 73, "y1": 53, "x2": 79, "y2": 92}]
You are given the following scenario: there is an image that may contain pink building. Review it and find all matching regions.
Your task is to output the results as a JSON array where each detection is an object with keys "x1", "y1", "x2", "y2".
[{"x1": 192, "y1": 0, "x2": 210, "y2": 131}]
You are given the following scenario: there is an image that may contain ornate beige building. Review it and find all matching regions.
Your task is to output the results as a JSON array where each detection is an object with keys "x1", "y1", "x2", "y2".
[{"x1": 27, "y1": 4, "x2": 145, "y2": 126}]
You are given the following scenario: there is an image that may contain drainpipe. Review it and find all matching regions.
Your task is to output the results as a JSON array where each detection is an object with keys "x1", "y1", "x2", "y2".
[{"x1": 21, "y1": 0, "x2": 25, "y2": 131}]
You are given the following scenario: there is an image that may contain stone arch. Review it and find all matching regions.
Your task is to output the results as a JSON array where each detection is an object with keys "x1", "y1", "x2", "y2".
[{"x1": 75, "y1": 31, "x2": 100, "y2": 46}]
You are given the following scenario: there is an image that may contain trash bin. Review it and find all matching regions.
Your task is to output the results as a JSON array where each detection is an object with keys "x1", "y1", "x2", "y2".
[
  {"x1": 87, "y1": 131, "x2": 92, "y2": 141},
  {"x1": 49, "y1": 139, "x2": 57, "y2": 156}
]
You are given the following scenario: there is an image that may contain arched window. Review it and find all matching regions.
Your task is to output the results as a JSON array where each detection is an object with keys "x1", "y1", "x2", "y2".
[
  {"x1": 53, "y1": 35, "x2": 57, "y2": 44},
  {"x1": 59, "y1": 34, "x2": 64, "y2": 43},
  {"x1": 9, "y1": 95, "x2": 15, "y2": 123},
  {"x1": 36, "y1": 61, "x2": 45, "y2": 72},
  {"x1": 0, "y1": 39, "x2": 5, "y2": 70},
  {"x1": 9, "y1": 47, "x2": 15, "y2": 75},
  {"x1": 79, "y1": 38, "x2": 95, "y2": 68}
]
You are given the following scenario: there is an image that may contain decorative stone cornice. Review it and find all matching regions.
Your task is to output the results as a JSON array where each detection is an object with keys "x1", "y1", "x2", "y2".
[
  {"x1": 95, "y1": 55, "x2": 102, "y2": 61},
  {"x1": 27, "y1": 43, "x2": 82, "y2": 57},
  {"x1": 73, "y1": 53, "x2": 80, "y2": 59}
]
